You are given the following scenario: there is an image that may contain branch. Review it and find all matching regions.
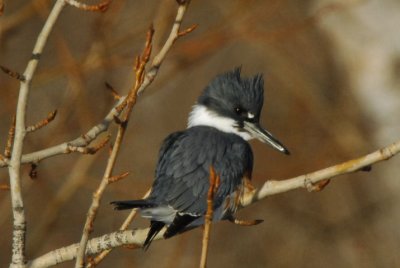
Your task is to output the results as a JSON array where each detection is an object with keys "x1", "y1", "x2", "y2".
[
  {"x1": 241, "y1": 140, "x2": 400, "y2": 207},
  {"x1": 200, "y1": 167, "x2": 219, "y2": 268},
  {"x1": 0, "y1": 97, "x2": 124, "y2": 168},
  {"x1": 74, "y1": 1, "x2": 192, "y2": 265},
  {"x1": 8, "y1": 1, "x2": 66, "y2": 267},
  {"x1": 0, "y1": 0, "x2": 195, "y2": 169},
  {"x1": 73, "y1": 24, "x2": 155, "y2": 268},
  {"x1": 28, "y1": 139, "x2": 400, "y2": 268},
  {"x1": 136, "y1": 0, "x2": 192, "y2": 95},
  {"x1": 86, "y1": 190, "x2": 151, "y2": 267}
]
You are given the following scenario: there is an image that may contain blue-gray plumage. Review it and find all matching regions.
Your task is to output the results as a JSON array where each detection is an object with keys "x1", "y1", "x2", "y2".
[{"x1": 111, "y1": 68, "x2": 289, "y2": 249}]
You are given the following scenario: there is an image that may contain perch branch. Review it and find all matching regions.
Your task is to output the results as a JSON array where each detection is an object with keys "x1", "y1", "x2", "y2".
[
  {"x1": 29, "y1": 139, "x2": 400, "y2": 268},
  {"x1": 8, "y1": 0, "x2": 66, "y2": 267}
]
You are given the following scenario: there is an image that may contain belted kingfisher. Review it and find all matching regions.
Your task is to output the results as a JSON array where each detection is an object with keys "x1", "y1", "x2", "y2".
[{"x1": 112, "y1": 68, "x2": 289, "y2": 249}]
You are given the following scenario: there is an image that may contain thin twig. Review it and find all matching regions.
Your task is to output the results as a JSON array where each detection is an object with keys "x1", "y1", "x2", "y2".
[
  {"x1": 178, "y1": 24, "x2": 198, "y2": 37},
  {"x1": 28, "y1": 139, "x2": 400, "y2": 268},
  {"x1": 4, "y1": 115, "x2": 16, "y2": 158},
  {"x1": 107, "y1": 171, "x2": 129, "y2": 184},
  {"x1": 8, "y1": 1, "x2": 66, "y2": 266},
  {"x1": 0, "y1": 65, "x2": 26, "y2": 81},
  {"x1": 200, "y1": 166, "x2": 219, "y2": 268},
  {"x1": 105, "y1": 82, "x2": 121, "y2": 100},
  {"x1": 26, "y1": 110, "x2": 57, "y2": 133}
]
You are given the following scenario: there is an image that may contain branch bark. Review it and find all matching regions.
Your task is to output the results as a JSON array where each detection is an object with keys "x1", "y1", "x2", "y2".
[
  {"x1": 28, "y1": 139, "x2": 400, "y2": 268},
  {"x1": 8, "y1": 1, "x2": 66, "y2": 267}
]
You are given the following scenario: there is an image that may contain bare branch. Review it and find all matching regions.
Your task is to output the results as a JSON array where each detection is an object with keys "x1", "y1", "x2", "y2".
[
  {"x1": 137, "y1": 0, "x2": 192, "y2": 95},
  {"x1": 8, "y1": 1, "x2": 66, "y2": 266},
  {"x1": 0, "y1": 97, "x2": 124, "y2": 168},
  {"x1": 29, "y1": 140, "x2": 400, "y2": 268},
  {"x1": 74, "y1": 24, "x2": 154, "y2": 267},
  {"x1": 26, "y1": 110, "x2": 57, "y2": 133},
  {"x1": 241, "y1": 140, "x2": 400, "y2": 207},
  {"x1": 74, "y1": 2, "x2": 192, "y2": 266},
  {"x1": 200, "y1": 166, "x2": 219, "y2": 268},
  {"x1": 0, "y1": 0, "x2": 193, "y2": 170}
]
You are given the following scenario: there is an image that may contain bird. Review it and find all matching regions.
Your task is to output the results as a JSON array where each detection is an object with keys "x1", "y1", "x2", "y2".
[{"x1": 111, "y1": 67, "x2": 289, "y2": 250}]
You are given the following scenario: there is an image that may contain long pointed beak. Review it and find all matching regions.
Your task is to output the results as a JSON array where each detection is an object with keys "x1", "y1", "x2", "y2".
[{"x1": 243, "y1": 121, "x2": 290, "y2": 155}]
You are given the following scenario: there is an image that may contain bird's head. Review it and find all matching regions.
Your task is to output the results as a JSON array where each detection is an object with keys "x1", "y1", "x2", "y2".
[{"x1": 188, "y1": 67, "x2": 290, "y2": 155}]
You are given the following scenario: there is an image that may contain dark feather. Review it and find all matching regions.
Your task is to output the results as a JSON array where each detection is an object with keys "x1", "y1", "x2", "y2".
[
  {"x1": 143, "y1": 221, "x2": 165, "y2": 250},
  {"x1": 164, "y1": 214, "x2": 199, "y2": 239},
  {"x1": 110, "y1": 200, "x2": 155, "y2": 210}
]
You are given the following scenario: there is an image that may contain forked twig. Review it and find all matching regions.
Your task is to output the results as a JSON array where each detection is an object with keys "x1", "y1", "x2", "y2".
[{"x1": 107, "y1": 172, "x2": 129, "y2": 184}]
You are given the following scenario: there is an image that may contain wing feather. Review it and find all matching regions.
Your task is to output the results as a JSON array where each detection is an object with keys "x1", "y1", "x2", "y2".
[{"x1": 149, "y1": 126, "x2": 253, "y2": 216}]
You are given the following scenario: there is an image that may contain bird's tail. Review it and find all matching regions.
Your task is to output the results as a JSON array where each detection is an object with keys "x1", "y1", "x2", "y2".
[
  {"x1": 110, "y1": 199, "x2": 155, "y2": 210},
  {"x1": 143, "y1": 221, "x2": 165, "y2": 250}
]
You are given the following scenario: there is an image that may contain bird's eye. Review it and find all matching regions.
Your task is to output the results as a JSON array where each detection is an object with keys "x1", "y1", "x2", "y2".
[{"x1": 234, "y1": 107, "x2": 242, "y2": 115}]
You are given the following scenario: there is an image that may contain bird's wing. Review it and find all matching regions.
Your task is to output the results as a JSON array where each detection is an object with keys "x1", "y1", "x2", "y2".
[{"x1": 149, "y1": 126, "x2": 253, "y2": 216}]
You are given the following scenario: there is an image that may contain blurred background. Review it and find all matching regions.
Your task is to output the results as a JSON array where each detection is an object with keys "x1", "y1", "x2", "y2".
[{"x1": 1, "y1": 0, "x2": 400, "y2": 267}]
